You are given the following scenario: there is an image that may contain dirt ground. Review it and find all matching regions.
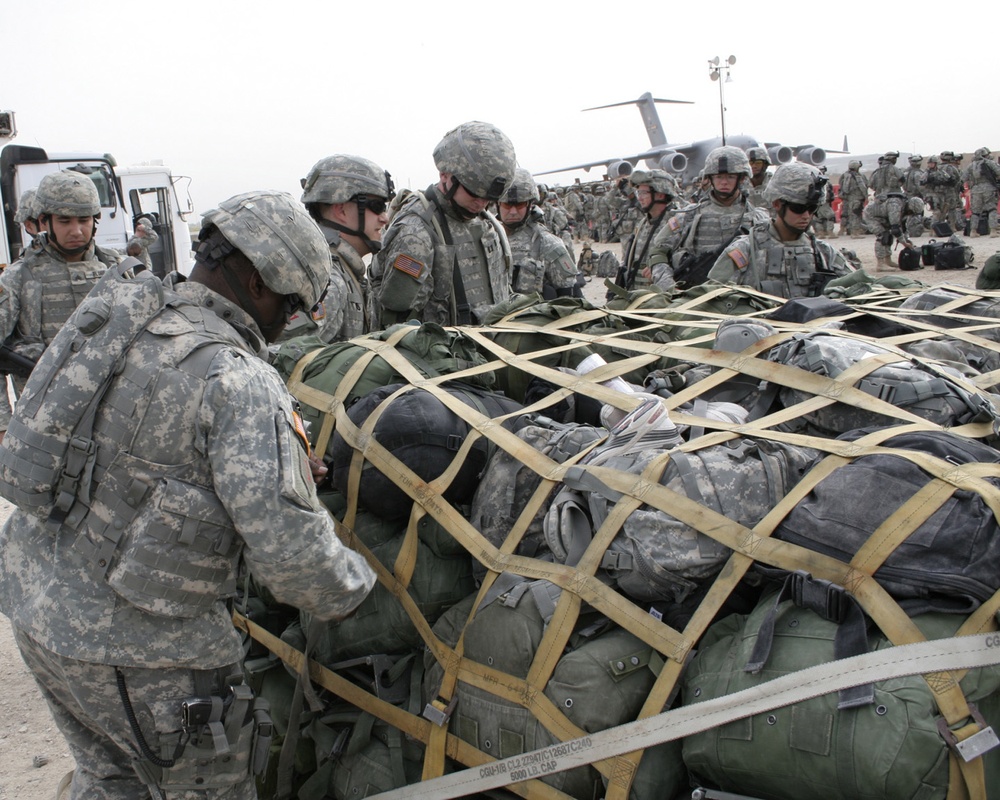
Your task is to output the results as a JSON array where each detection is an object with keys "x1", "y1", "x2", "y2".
[{"x1": 1, "y1": 232, "x2": 999, "y2": 800}]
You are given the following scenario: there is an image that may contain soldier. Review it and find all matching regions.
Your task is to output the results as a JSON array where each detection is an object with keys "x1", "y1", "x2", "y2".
[
  {"x1": 838, "y1": 160, "x2": 869, "y2": 237},
  {"x1": 498, "y1": 168, "x2": 580, "y2": 299},
  {"x1": 869, "y1": 150, "x2": 905, "y2": 199},
  {"x1": 369, "y1": 121, "x2": 515, "y2": 327},
  {"x1": 126, "y1": 215, "x2": 159, "y2": 273},
  {"x1": 902, "y1": 154, "x2": 927, "y2": 239},
  {"x1": 13, "y1": 188, "x2": 42, "y2": 245},
  {"x1": 938, "y1": 151, "x2": 967, "y2": 234},
  {"x1": 594, "y1": 181, "x2": 617, "y2": 242},
  {"x1": 0, "y1": 190, "x2": 376, "y2": 800},
  {"x1": 563, "y1": 185, "x2": 585, "y2": 239},
  {"x1": 0, "y1": 171, "x2": 122, "y2": 409},
  {"x1": 612, "y1": 168, "x2": 681, "y2": 292},
  {"x1": 649, "y1": 146, "x2": 769, "y2": 291},
  {"x1": 284, "y1": 154, "x2": 394, "y2": 342},
  {"x1": 812, "y1": 165, "x2": 837, "y2": 238},
  {"x1": 542, "y1": 190, "x2": 575, "y2": 259},
  {"x1": 963, "y1": 147, "x2": 1000, "y2": 238},
  {"x1": 863, "y1": 192, "x2": 923, "y2": 269},
  {"x1": 708, "y1": 163, "x2": 852, "y2": 298},
  {"x1": 745, "y1": 146, "x2": 772, "y2": 209}
]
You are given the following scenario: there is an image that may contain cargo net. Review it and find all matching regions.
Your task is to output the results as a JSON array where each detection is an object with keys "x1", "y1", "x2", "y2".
[{"x1": 236, "y1": 284, "x2": 1000, "y2": 800}]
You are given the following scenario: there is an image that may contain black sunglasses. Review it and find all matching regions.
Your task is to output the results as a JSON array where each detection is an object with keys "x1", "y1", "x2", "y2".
[
  {"x1": 785, "y1": 202, "x2": 818, "y2": 215},
  {"x1": 356, "y1": 195, "x2": 388, "y2": 215},
  {"x1": 285, "y1": 281, "x2": 331, "y2": 318}
]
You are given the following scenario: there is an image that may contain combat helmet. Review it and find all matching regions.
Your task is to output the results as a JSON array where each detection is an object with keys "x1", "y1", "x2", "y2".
[
  {"x1": 975, "y1": 147, "x2": 991, "y2": 159},
  {"x1": 502, "y1": 167, "x2": 539, "y2": 206},
  {"x1": 13, "y1": 189, "x2": 37, "y2": 224},
  {"x1": 703, "y1": 146, "x2": 752, "y2": 178},
  {"x1": 200, "y1": 190, "x2": 332, "y2": 313},
  {"x1": 940, "y1": 151, "x2": 958, "y2": 163},
  {"x1": 883, "y1": 150, "x2": 900, "y2": 161},
  {"x1": 433, "y1": 121, "x2": 516, "y2": 202},
  {"x1": 300, "y1": 154, "x2": 395, "y2": 253},
  {"x1": 34, "y1": 170, "x2": 101, "y2": 218},
  {"x1": 629, "y1": 169, "x2": 680, "y2": 199},
  {"x1": 300, "y1": 154, "x2": 395, "y2": 207},
  {"x1": 848, "y1": 160, "x2": 863, "y2": 170},
  {"x1": 908, "y1": 154, "x2": 923, "y2": 164},
  {"x1": 764, "y1": 163, "x2": 826, "y2": 205},
  {"x1": 927, "y1": 154, "x2": 939, "y2": 165},
  {"x1": 746, "y1": 146, "x2": 772, "y2": 165}
]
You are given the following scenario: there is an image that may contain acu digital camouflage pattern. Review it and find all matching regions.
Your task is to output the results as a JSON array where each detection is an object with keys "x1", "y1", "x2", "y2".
[
  {"x1": 13, "y1": 188, "x2": 37, "y2": 223},
  {"x1": 202, "y1": 190, "x2": 332, "y2": 310},
  {"x1": 300, "y1": 154, "x2": 394, "y2": 205},
  {"x1": 432, "y1": 120, "x2": 517, "y2": 200},
  {"x1": 34, "y1": 170, "x2": 101, "y2": 216}
]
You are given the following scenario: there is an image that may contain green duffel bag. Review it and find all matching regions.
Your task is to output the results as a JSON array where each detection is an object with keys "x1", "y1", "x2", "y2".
[
  {"x1": 681, "y1": 594, "x2": 1000, "y2": 799},
  {"x1": 286, "y1": 533, "x2": 475, "y2": 661},
  {"x1": 425, "y1": 590, "x2": 686, "y2": 800}
]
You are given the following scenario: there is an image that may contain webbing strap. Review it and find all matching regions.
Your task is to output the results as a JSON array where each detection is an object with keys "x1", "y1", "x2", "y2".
[{"x1": 366, "y1": 631, "x2": 1000, "y2": 800}]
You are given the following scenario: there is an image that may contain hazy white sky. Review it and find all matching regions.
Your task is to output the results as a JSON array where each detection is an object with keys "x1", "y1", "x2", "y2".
[{"x1": 4, "y1": 0, "x2": 996, "y2": 216}]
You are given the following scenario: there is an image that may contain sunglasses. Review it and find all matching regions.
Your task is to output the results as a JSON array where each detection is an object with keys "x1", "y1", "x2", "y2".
[
  {"x1": 359, "y1": 196, "x2": 388, "y2": 215},
  {"x1": 785, "y1": 202, "x2": 818, "y2": 215},
  {"x1": 285, "y1": 281, "x2": 331, "y2": 319}
]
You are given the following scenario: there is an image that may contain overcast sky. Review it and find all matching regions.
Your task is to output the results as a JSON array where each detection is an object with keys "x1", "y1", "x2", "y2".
[{"x1": 4, "y1": 0, "x2": 997, "y2": 216}]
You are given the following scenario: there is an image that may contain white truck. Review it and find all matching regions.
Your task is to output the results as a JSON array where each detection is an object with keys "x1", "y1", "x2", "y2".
[{"x1": 0, "y1": 110, "x2": 195, "y2": 276}]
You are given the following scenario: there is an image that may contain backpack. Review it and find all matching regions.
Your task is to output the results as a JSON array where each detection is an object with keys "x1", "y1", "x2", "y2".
[
  {"x1": 559, "y1": 437, "x2": 816, "y2": 604},
  {"x1": 595, "y1": 249, "x2": 620, "y2": 278},
  {"x1": 681, "y1": 594, "x2": 1000, "y2": 800},
  {"x1": 329, "y1": 383, "x2": 523, "y2": 521},
  {"x1": 897, "y1": 246, "x2": 923, "y2": 271},
  {"x1": 756, "y1": 331, "x2": 999, "y2": 438},
  {"x1": 424, "y1": 591, "x2": 686, "y2": 800},
  {"x1": 0, "y1": 263, "x2": 167, "y2": 523},
  {"x1": 935, "y1": 241, "x2": 970, "y2": 269},
  {"x1": 773, "y1": 428, "x2": 1000, "y2": 615}
]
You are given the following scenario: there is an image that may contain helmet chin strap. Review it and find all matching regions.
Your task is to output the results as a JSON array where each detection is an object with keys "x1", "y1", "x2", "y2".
[
  {"x1": 710, "y1": 178, "x2": 741, "y2": 202},
  {"x1": 317, "y1": 212, "x2": 382, "y2": 255},
  {"x1": 45, "y1": 218, "x2": 95, "y2": 257},
  {"x1": 445, "y1": 177, "x2": 478, "y2": 221}
]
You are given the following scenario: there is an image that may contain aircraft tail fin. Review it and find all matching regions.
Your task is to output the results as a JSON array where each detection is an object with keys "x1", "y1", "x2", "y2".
[{"x1": 582, "y1": 91, "x2": 694, "y2": 150}]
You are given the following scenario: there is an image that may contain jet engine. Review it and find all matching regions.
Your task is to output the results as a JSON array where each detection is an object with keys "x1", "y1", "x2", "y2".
[
  {"x1": 767, "y1": 145, "x2": 793, "y2": 165},
  {"x1": 606, "y1": 160, "x2": 633, "y2": 179},
  {"x1": 657, "y1": 151, "x2": 688, "y2": 174},
  {"x1": 795, "y1": 146, "x2": 826, "y2": 166}
]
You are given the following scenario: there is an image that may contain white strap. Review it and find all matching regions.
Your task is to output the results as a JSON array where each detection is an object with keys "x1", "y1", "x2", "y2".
[{"x1": 369, "y1": 631, "x2": 1000, "y2": 799}]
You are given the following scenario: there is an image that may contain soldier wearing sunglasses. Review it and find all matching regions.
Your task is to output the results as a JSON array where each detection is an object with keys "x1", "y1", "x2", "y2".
[
  {"x1": 283, "y1": 155, "x2": 395, "y2": 342},
  {"x1": 708, "y1": 162, "x2": 853, "y2": 297}
]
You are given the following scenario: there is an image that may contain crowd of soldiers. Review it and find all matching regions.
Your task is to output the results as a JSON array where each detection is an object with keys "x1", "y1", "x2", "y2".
[{"x1": 2, "y1": 116, "x2": 999, "y2": 800}]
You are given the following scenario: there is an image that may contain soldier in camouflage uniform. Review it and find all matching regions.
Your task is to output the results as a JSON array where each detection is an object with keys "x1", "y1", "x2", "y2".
[
  {"x1": 612, "y1": 168, "x2": 680, "y2": 292},
  {"x1": 369, "y1": 121, "x2": 515, "y2": 327},
  {"x1": 126, "y1": 216, "x2": 160, "y2": 273},
  {"x1": 745, "y1": 146, "x2": 772, "y2": 209},
  {"x1": 13, "y1": 188, "x2": 42, "y2": 247},
  {"x1": 709, "y1": 163, "x2": 852, "y2": 297},
  {"x1": 868, "y1": 150, "x2": 905, "y2": 199},
  {"x1": 838, "y1": 160, "x2": 869, "y2": 237},
  {"x1": 594, "y1": 181, "x2": 617, "y2": 242},
  {"x1": 648, "y1": 146, "x2": 769, "y2": 291},
  {"x1": 901, "y1": 155, "x2": 927, "y2": 239},
  {"x1": 921, "y1": 155, "x2": 948, "y2": 228},
  {"x1": 542, "y1": 191, "x2": 575, "y2": 260},
  {"x1": 812, "y1": 165, "x2": 837, "y2": 238},
  {"x1": 863, "y1": 192, "x2": 923, "y2": 269},
  {"x1": 499, "y1": 168, "x2": 580, "y2": 299},
  {"x1": 0, "y1": 172, "x2": 123, "y2": 432},
  {"x1": 0, "y1": 190, "x2": 376, "y2": 800},
  {"x1": 938, "y1": 151, "x2": 967, "y2": 234},
  {"x1": 563, "y1": 186, "x2": 585, "y2": 238},
  {"x1": 281, "y1": 155, "x2": 395, "y2": 342},
  {"x1": 963, "y1": 147, "x2": 1000, "y2": 237}
]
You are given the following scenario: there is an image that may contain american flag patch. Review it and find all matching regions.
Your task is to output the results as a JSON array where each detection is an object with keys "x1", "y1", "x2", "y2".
[
  {"x1": 728, "y1": 249, "x2": 749, "y2": 270},
  {"x1": 393, "y1": 253, "x2": 425, "y2": 279},
  {"x1": 668, "y1": 216, "x2": 680, "y2": 231},
  {"x1": 310, "y1": 301, "x2": 326, "y2": 322}
]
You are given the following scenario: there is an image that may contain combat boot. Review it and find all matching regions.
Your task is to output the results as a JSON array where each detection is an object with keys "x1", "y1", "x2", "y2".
[
  {"x1": 990, "y1": 229, "x2": 999, "y2": 238},
  {"x1": 876, "y1": 256, "x2": 894, "y2": 271}
]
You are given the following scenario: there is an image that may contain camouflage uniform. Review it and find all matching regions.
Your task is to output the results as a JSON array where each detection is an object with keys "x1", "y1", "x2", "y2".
[
  {"x1": 508, "y1": 210, "x2": 579, "y2": 297},
  {"x1": 921, "y1": 156, "x2": 948, "y2": 227},
  {"x1": 812, "y1": 168, "x2": 837, "y2": 238},
  {"x1": 863, "y1": 193, "x2": 923, "y2": 266},
  {"x1": 838, "y1": 162, "x2": 869, "y2": 236},
  {"x1": 369, "y1": 122, "x2": 516, "y2": 326},
  {"x1": 745, "y1": 146, "x2": 773, "y2": 210},
  {"x1": 563, "y1": 188, "x2": 585, "y2": 237},
  {"x1": 126, "y1": 216, "x2": 160, "y2": 272},
  {"x1": 902, "y1": 156, "x2": 927, "y2": 238},
  {"x1": 613, "y1": 169, "x2": 680, "y2": 291},
  {"x1": 0, "y1": 191, "x2": 376, "y2": 800},
  {"x1": 868, "y1": 152, "x2": 905, "y2": 199},
  {"x1": 938, "y1": 154, "x2": 967, "y2": 234},
  {"x1": 963, "y1": 147, "x2": 1000, "y2": 237},
  {"x1": 709, "y1": 163, "x2": 851, "y2": 297}
]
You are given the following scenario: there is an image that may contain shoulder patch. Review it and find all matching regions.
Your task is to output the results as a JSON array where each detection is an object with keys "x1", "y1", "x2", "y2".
[
  {"x1": 668, "y1": 216, "x2": 681, "y2": 232},
  {"x1": 728, "y1": 249, "x2": 750, "y2": 270},
  {"x1": 392, "y1": 253, "x2": 425, "y2": 279}
]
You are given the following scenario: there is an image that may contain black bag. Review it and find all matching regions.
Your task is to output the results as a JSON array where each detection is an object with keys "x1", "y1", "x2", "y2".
[
  {"x1": 897, "y1": 247, "x2": 922, "y2": 271},
  {"x1": 330, "y1": 384, "x2": 523, "y2": 520},
  {"x1": 980, "y1": 215, "x2": 992, "y2": 236},
  {"x1": 934, "y1": 242, "x2": 967, "y2": 269},
  {"x1": 931, "y1": 220, "x2": 953, "y2": 237},
  {"x1": 920, "y1": 239, "x2": 944, "y2": 266},
  {"x1": 773, "y1": 428, "x2": 1000, "y2": 615}
]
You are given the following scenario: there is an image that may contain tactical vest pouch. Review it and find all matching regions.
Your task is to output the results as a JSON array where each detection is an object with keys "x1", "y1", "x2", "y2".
[
  {"x1": 681, "y1": 595, "x2": 1000, "y2": 800},
  {"x1": 105, "y1": 476, "x2": 241, "y2": 619},
  {"x1": 0, "y1": 264, "x2": 165, "y2": 524}
]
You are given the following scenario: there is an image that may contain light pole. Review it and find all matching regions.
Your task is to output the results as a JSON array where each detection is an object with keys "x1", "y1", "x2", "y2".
[{"x1": 708, "y1": 55, "x2": 736, "y2": 145}]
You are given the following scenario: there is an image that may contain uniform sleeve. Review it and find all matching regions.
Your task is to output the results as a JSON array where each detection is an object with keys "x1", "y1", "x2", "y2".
[
  {"x1": 540, "y1": 232, "x2": 578, "y2": 289},
  {"x1": 0, "y1": 262, "x2": 24, "y2": 344},
  {"x1": 707, "y1": 238, "x2": 752, "y2": 286},
  {"x1": 204, "y1": 353, "x2": 376, "y2": 620},
  {"x1": 373, "y1": 215, "x2": 437, "y2": 323}
]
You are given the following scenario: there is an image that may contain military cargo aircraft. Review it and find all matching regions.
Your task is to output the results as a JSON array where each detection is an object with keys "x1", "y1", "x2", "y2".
[{"x1": 536, "y1": 92, "x2": 841, "y2": 186}]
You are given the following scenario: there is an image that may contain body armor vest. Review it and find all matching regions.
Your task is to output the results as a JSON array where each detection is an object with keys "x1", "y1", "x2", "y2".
[
  {"x1": 686, "y1": 201, "x2": 749, "y2": 255},
  {"x1": 749, "y1": 226, "x2": 826, "y2": 299},
  {"x1": 17, "y1": 246, "x2": 106, "y2": 347}
]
